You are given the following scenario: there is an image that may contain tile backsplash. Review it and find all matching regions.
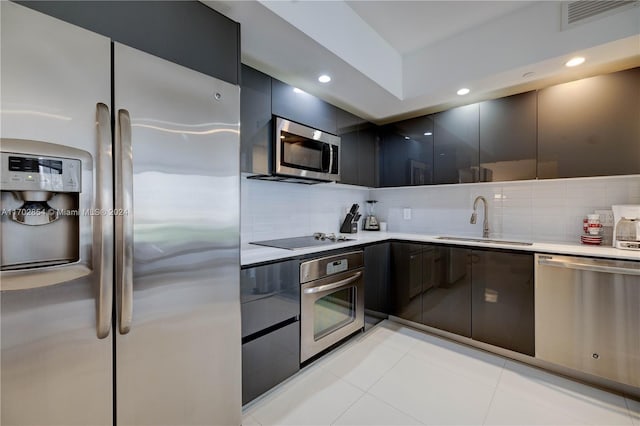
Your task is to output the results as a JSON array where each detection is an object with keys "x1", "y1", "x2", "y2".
[
  {"x1": 372, "y1": 175, "x2": 640, "y2": 244},
  {"x1": 241, "y1": 175, "x2": 639, "y2": 245},
  {"x1": 241, "y1": 177, "x2": 370, "y2": 244}
]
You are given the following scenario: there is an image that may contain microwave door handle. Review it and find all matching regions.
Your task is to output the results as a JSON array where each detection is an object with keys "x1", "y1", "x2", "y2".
[
  {"x1": 116, "y1": 109, "x2": 134, "y2": 334},
  {"x1": 303, "y1": 271, "x2": 363, "y2": 294},
  {"x1": 321, "y1": 143, "x2": 331, "y2": 173},
  {"x1": 95, "y1": 102, "x2": 114, "y2": 339}
]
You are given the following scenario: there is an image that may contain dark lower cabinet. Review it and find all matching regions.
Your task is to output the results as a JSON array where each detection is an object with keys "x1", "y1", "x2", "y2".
[
  {"x1": 242, "y1": 321, "x2": 300, "y2": 405},
  {"x1": 471, "y1": 250, "x2": 534, "y2": 356},
  {"x1": 390, "y1": 243, "x2": 424, "y2": 323},
  {"x1": 241, "y1": 260, "x2": 300, "y2": 404},
  {"x1": 421, "y1": 246, "x2": 472, "y2": 337},
  {"x1": 364, "y1": 243, "x2": 390, "y2": 328}
]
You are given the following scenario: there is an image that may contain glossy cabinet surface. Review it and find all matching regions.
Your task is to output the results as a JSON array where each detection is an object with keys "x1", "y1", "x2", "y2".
[
  {"x1": 434, "y1": 104, "x2": 479, "y2": 184},
  {"x1": 271, "y1": 78, "x2": 338, "y2": 134},
  {"x1": 242, "y1": 321, "x2": 300, "y2": 404},
  {"x1": 390, "y1": 243, "x2": 424, "y2": 322},
  {"x1": 364, "y1": 243, "x2": 390, "y2": 327},
  {"x1": 380, "y1": 115, "x2": 434, "y2": 187},
  {"x1": 538, "y1": 67, "x2": 640, "y2": 178},
  {"x1": 479, "y1": 91, "x2": 537, "y2": 182},
  {"x1": 240, "y1": 260, "x2": 299, "y2": 338},
  {"x1": 240, "y1": 259, "x2": 300, "y2": 404},
  {"x1": 421, "y1": 246, "x2": 472, "y2": 337},
  {"x1": 240, "y1": 65, "x2": 272, "y2": 175},
  {"x1": 19, "y1": 0, "x2": 240, "y2": 84},
  {"x1": 338, "y1": 110, "x2": 378, "y2": 187},
  {"x1": 471, "y1": 250, "x2": 534, "y2": 355}
]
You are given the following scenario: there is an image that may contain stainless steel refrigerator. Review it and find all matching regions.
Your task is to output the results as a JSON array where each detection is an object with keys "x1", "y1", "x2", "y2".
[{"x1": 0, "y1": 2, "x2": 241, "y2": 425}]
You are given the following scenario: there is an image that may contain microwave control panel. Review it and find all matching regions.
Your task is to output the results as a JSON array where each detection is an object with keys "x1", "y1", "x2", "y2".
[{"x1": 0, "y1": 152, "x2": 82, "y2": 193}]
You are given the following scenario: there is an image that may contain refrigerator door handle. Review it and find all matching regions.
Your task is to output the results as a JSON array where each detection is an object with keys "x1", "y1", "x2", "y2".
[
  {"x1": 96, "y1": 103, "x2": 114, "y2": 339},
  {"x1": 116, "y1": 108, "x2": 134, "y2": 334}
]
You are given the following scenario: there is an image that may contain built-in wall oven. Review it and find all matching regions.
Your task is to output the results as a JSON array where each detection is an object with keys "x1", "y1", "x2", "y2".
[{"x1": 300, "y1": 251, "x2": 364, "y2": 362}]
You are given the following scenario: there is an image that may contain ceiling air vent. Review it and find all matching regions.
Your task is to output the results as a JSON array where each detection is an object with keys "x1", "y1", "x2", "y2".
[{"x1": 562, "y1": 1, "x2": 638, "y2": 30}]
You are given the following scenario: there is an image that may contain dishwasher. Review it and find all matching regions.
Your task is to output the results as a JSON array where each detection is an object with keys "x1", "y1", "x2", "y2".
[{"x1": 535, "y1": 254, "x2": 640, "y2": 387}]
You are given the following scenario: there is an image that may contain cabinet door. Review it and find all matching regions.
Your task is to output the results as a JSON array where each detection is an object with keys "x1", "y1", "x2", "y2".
[
  {"x1": 240, "y1": 260, "x2": 300, "y2": 338},
  {"x1": 538, "y1": 67, "x2": 640, "y2": 178},
  {"x1": 271, "y1": 78, "x2": 337, "y2": 134},
  {"x1": 240, "y1": 65, "x2": 272, "y2": 174},
  {"x1": 364, "y1": 243, "x2": 390, "y2": 328},
  {"x1": 390, "y1": 243, "x2": 423, "y2": 322},
  {"x1": 380, "y1": 115, "x2": 434, "y2": 187},
  {"x1": 421, "y1": 246, "x2": 472, "y2": 337},
  {"x1": 357, "y1": 124, "x2": 378, "y2": 187},
  {"x1": 479, "y1": 91, "x2": 536, "y2": 182},
  {"x1": 434, "y1": 104, "x2": 479, "y2": 184},
  {"x1": 471, "y1": 250, "x2": 534, "y2": 355}
]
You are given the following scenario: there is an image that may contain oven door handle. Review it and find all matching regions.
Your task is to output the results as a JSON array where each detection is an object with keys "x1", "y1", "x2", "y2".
[{"x1": 303, "y1": 271, "x2": 362, "y2": 294}]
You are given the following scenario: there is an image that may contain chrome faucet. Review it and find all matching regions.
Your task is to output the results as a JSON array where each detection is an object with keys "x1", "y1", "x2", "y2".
[{"x1": 470, "y1": 196, "x2": 489, "y2": 238}]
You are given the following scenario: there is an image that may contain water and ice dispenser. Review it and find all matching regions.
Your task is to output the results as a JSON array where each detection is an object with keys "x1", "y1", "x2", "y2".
[{"x1": 1, "y1": 140, "x2": 87, "y2": 272}]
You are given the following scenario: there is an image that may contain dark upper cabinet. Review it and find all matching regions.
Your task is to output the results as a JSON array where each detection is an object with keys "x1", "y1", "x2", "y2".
[
  {"x1": 20, "y1": 1, "x2": 240, "y2": 84},
  {"x1": 337, "y1": 109, "x2": 378, "y2": 187},
  {"x1": 271, "y1": 78, "x2": 338, "y2": 134},
  {"x1": 380, "y1": 115, "x2": 434, "y2": 187},
  {"x1": 433, "y1": 104, "x2": 480, "y2": 184},
  {"x1": 471, "y1": 250, "x2": 534, "y2": 356},
  {"x1": 421, "y1": 246, "x2": 472, "y2": 337},
  {"x1": 364, "y1": 243, "x2": 390, "y2": 328},
  {"x1": 479, "y1": 91, "x2": 537, "y2": 182},
  {"x1": 240, "y1": 65, "x2": 272, "y2": 174},
  {"x1": 538, "y1": 67, "x2": 640, "y2": 178}
]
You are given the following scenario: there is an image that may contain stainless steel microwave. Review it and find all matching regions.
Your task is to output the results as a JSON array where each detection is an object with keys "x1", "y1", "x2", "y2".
[{"x1": 275, "y1": 116, "x2": 340, "y2": 182}]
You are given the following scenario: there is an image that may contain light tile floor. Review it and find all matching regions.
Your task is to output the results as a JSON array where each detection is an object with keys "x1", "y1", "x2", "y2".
[{"x1": 242, "y1": 320, "x2": 640, "y2": 426}]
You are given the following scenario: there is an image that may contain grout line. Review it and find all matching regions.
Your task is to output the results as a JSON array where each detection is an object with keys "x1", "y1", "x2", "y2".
[
  {"x1": 329, "y1": 390, "x2": 367, "y2": 425},
  {"x1": 481, "y1": 361, "x2": 506, "y2": 426},
  {"x1": 624, "y1": 396, "x2": 640, "y2": 426}
]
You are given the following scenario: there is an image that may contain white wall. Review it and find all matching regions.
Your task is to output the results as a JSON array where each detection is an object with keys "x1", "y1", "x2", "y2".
[
  {"x1": 241, "y1": 177, "x2": 370, "y2": 244},
  {"x1": 372, "y1": 175, "x2": 640, "y2": 244}
]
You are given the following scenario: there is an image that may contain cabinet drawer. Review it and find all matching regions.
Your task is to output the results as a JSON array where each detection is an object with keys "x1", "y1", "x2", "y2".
[
  {"x1": 241, "y1": 260, "x2": 299, "y2": 338},
  {"x1": 242, "y1": 321, "x2": 300, "y2": 404}
]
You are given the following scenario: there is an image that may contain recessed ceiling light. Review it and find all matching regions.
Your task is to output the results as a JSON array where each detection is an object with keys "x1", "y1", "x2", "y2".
[
  {"x1": 404, "y1": 136, "x2": 410, "y2": 140},
  {"x1": 292, "y1": 87, "x2": 305, "y2": 94},
  {"x1": 457, "y1": 88, "x2": 470, "y2": 96},
  {"x1": 318, "y1": 74, "x2": 331, "y2": 83},
  {"x1": 424, "y1": 132, "x2": 432, "y2": 136},
  {"x1": 565, "y1": 57, "x2": 585, "y2": 67}
]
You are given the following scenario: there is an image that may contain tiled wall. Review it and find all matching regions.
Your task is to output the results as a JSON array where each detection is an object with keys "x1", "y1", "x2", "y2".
[
  {"x1": 372, "y1": 175, "x2": 640, "y2": 244},
  {"x1": 241, "y1": 175, "x2": 640, "y2": 245},
  {"x1": 241, "y1": 177, "x2": 370, "y2": 244}
]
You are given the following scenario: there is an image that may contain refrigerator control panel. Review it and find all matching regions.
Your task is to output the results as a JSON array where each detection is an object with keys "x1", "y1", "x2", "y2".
[{"x1": 1, "y1": 152, "x2": 81, "y2": 192}]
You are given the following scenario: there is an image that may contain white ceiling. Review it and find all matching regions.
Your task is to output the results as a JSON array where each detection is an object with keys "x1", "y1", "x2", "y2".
[{"x1": 204, "y1": 0, "x2": 640, "y2": 123}]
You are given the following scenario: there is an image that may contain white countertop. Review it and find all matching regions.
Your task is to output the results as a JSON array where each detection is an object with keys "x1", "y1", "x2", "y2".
[{"x1": 241, "y1": 231, "x2": 640, "y2": 266}]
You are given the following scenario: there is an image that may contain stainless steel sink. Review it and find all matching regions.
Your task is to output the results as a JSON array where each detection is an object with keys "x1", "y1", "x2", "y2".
[{"x1": 436, "y1": 236, "x2": 533, "y2": 246}]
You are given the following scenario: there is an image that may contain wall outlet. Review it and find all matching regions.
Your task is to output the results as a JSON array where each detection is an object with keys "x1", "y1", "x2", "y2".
[
  {"x1": 403, "y1": 208, "x2": 412, "y2": 220},
  {"x1": 595, "y1": 209, "x2": 614, "y2": 227}
]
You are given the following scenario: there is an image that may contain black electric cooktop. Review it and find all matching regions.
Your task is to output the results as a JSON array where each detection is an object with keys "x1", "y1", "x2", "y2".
[{"x1": 250, "y1": 233, "x2": 354, "y2": 250}]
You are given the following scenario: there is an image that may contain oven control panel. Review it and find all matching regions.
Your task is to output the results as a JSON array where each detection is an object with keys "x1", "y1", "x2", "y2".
[{"x1": 327, "y1": 259, "x2": 348, "y2": 275}]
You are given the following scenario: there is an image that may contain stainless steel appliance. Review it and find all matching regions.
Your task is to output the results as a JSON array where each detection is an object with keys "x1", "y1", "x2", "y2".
[
  {"x1": 612, "y1": 205, "x2": 640, "y2": 250},
  {"x1": 363, "y1": 200, "x2": 380, "y2": 231},
  {"x1": 535, "y1": 254, "x2": 640, "y2": 388},
  {"x1": 274, "y1": 116, "x2": 341, "y2": 182},
  {"x1": 300, "y1": 251, "x2": 364, "y2": 362},
  {"x1": 1, "y1": 3, "x2": 241, "y2": 425},
  {"x1": 251, "y1": 233, "x2": 354, "y2": 250}
]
